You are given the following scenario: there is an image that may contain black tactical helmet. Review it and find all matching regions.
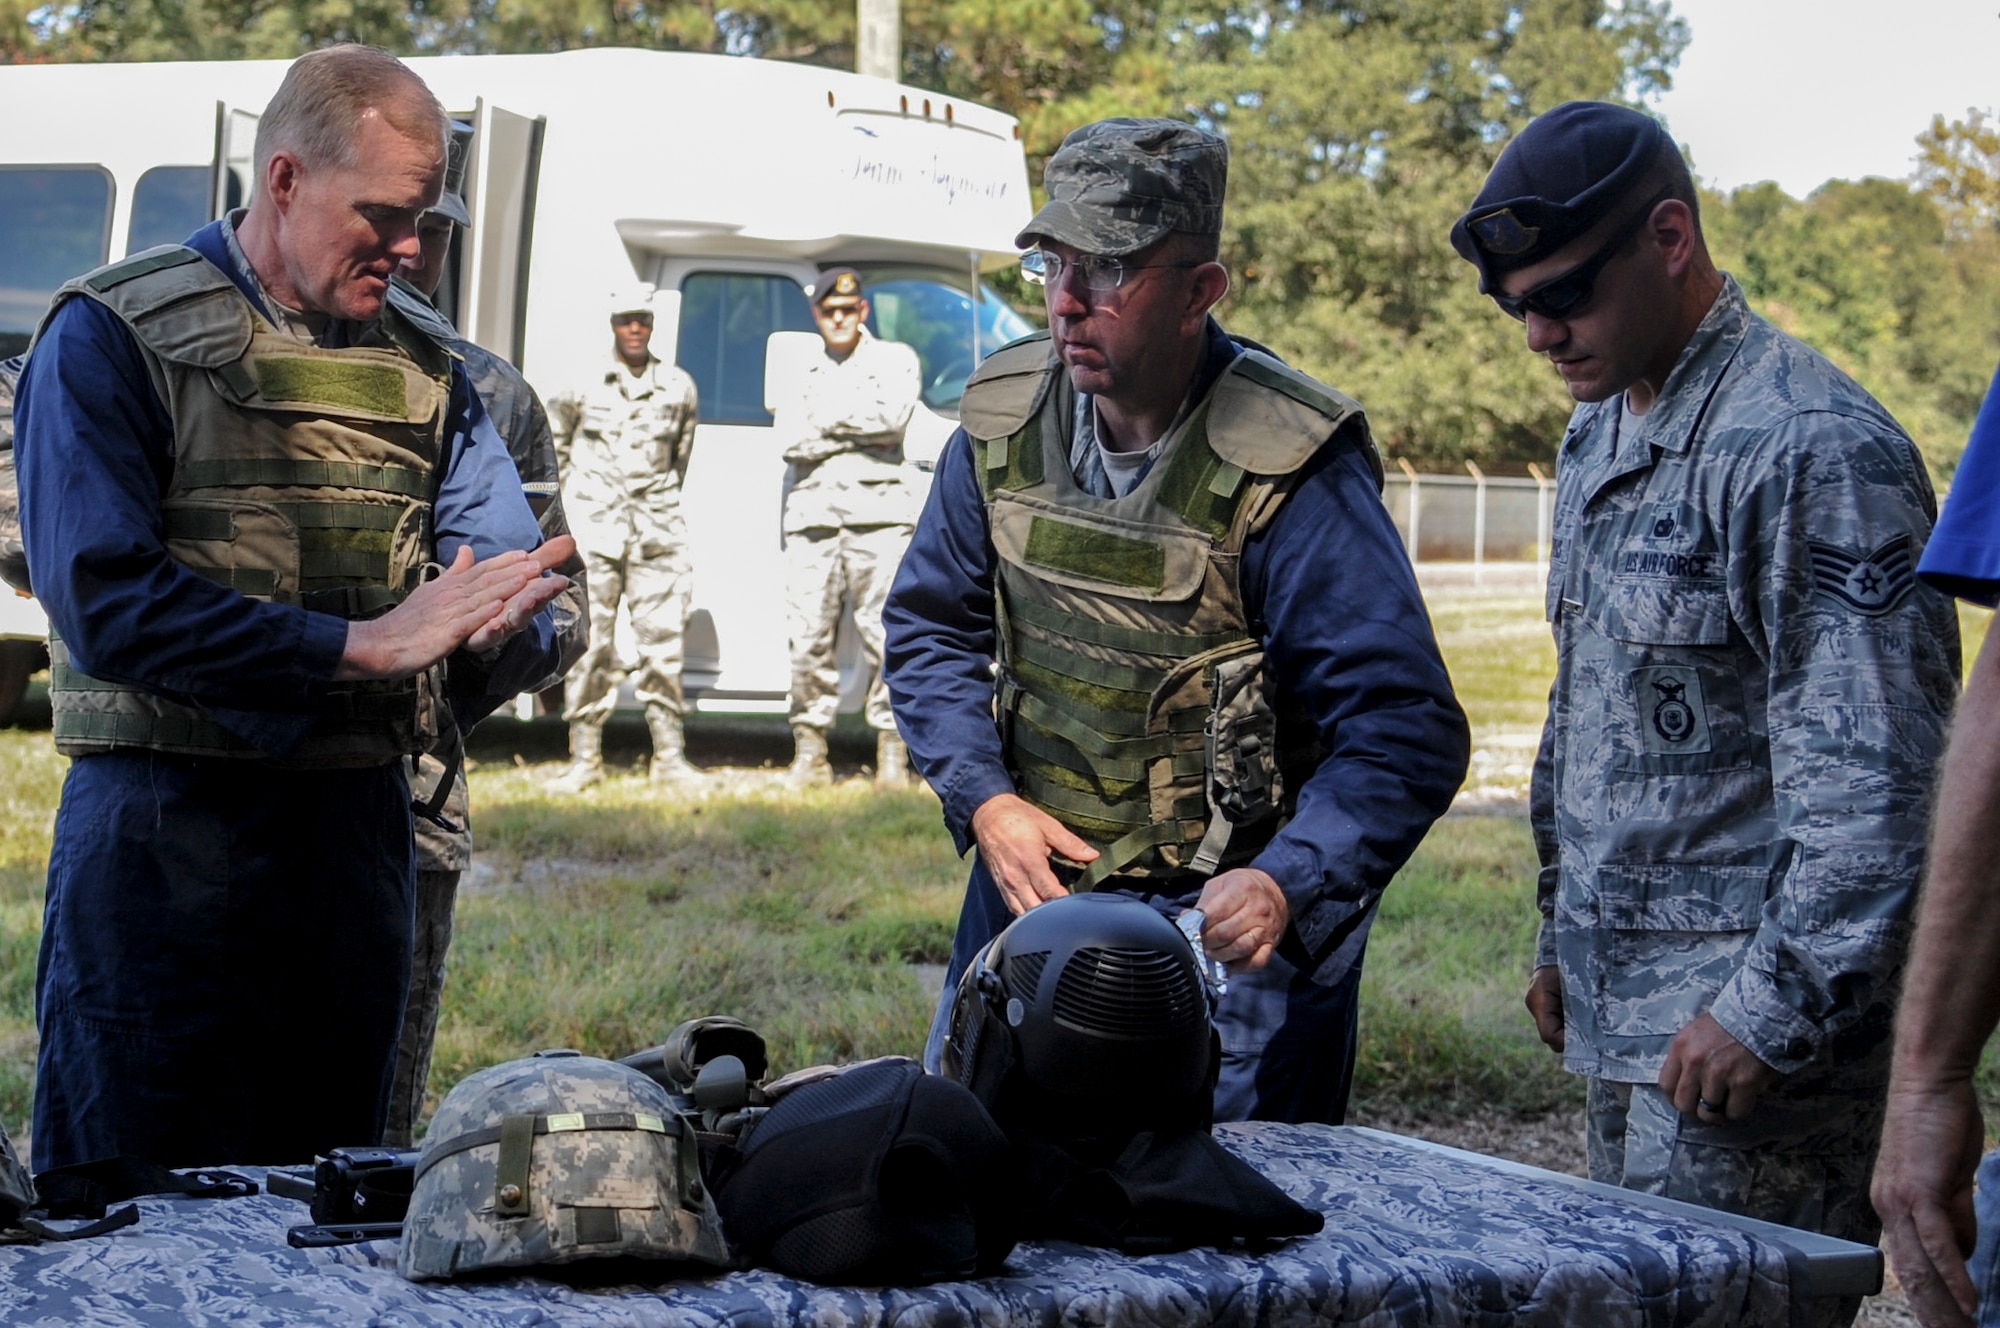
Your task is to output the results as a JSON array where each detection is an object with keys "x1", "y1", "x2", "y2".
[{"x1": 943, "y1": 893, "x2": 1217, "y2": 1141}]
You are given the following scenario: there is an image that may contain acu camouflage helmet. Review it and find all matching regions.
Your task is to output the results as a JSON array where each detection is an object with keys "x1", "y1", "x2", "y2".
[{"x1": 398, "y1": 1050, "x2": 733, "y2": 1281}]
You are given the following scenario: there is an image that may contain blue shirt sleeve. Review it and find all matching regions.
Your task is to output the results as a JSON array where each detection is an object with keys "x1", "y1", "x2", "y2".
[
  {"x1": 1238, "y1": 439, "x2": 1470, "y2": 978},
  {"x1": 882, "y1": 427, "x2": 1017, "y2": 852},
  {"x1": 1919, "y1": 360, "x2": 2000, "y2": 604},
  {"x1": 436, "y1": 373, "x2": 566, "y2": 726}
]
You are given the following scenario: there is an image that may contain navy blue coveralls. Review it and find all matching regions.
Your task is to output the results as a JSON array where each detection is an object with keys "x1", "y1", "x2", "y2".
[{"x1": 16, "y1": 220, "x2": 566, "y2": 1170}]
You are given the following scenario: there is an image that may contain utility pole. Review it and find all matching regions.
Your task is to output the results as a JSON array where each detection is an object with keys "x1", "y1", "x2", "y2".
[{"x1": 857, "y1": 0, "x2": 899, "y2": 80}]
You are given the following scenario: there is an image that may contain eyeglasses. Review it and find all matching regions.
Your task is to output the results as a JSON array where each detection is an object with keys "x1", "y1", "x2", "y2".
[
  {"x1": 1490, "y1": 188, "x2": 1674, "y2": 323},
  {"x1": 816, "y1": 305, "x2": 863, "y2": 322},
  {"x1": 1020, "y1": 249, "x2": 1201, "y2": 294}
]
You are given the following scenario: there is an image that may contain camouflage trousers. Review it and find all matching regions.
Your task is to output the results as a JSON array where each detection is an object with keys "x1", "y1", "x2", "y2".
[
  {"x1": 785, "y1": 523, "x2": 910, "y2": 733},
  {"x1": 385, "y1": 867, "x2": 461, "y2": 1148},
  {"x1": 1586, "y1": 1078, "x2": 1881, "y2": 1328},
  {"x1": 564, "y1": 538, "x2": 691, "y2": 727}
]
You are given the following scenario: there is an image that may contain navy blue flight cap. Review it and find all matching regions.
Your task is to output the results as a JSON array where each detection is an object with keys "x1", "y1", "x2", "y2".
[{"x1": 1450, "y1": 101, "x2": 1670, "y2": 293}]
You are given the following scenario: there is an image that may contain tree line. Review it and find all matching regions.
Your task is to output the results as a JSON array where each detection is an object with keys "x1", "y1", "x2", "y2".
[{"x1": 7, "y1": 0, "x2": 1995, "y2": 476}]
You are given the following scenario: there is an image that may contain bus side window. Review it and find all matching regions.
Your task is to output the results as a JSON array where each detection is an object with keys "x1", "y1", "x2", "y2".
[
  {"x1": 0, "y1": 166, "x2": 115, "y2": 359},
  {"x1": 675, "y1": 272, "x2": 815, "y2": 427},
  {"x1": 129, "y1": 166, "x2": 234, "y2": 256}
]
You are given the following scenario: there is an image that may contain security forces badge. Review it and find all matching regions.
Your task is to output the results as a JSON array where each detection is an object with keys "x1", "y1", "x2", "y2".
[
  {"x1": 1631, "y1": 666, "x2": 1711, "y2": 755},
  {"x1": 1470, "y1": 209, "x2": 1539, "y2": 256},
  {"x1": 1807, "y1": 534, "x2": 1916, "y2": 616}
]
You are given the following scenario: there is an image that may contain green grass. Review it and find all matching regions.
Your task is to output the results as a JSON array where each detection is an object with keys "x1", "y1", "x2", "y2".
[
  {"x1": 1354, "y1": 814, "x2": 1578, "y2": 1116},
  {"x1": 0, "y1": 595, "x2": 1990, "y2": 1139},
  {"x1": 431, "y1": 772, "x2": 966, "y2": 1090}
]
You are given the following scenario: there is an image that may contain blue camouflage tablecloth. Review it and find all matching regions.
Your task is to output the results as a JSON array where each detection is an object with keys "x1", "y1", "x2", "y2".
[{"x1": 0, "y1": 1123, "x2": 1823, "y2": 1326}]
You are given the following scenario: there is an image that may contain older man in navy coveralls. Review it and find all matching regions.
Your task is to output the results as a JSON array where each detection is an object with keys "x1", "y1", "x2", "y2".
[
  {"x1": 883, "y1": 118, "x2": 1468, "y2": 1125},
  {"x1": 15, "y1": 45, "x2": 574, "y2": 1170}
]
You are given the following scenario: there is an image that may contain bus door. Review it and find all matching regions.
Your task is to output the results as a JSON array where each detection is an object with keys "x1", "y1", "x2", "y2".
[
  {"x1": 459, "y1": 101, "x2": 545, "y2": 369},
  {"x1": 658, "y1": 264, "x2": 819, "y2": 711},
  {"x1": 210, "y1": 103, "x2": 258, "y2": 223}
]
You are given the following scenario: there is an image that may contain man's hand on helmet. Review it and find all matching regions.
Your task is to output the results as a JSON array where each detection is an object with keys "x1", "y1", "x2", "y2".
[
  {"x1": 1195, "y1": 869, "x2": 1289, "y2": 973},
  {"x1": 970, "y1": 792, "x2": 1099, "y2": 915}
]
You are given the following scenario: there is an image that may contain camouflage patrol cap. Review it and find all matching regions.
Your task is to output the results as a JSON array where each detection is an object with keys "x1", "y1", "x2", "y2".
[
  {"x1": 608, "y1": 284, "x2": 656, "y2": 321},
  {"x1": 1450, "y1": 101, "x2": 1670, "y2": 293},
  {"x1": 426, "y1": 120, "x2": 474, "y2": 228},
  {"x1": 398, "y1": 1050, "x2": 733, "y2": 1281},
  {"x1": 1016, "y1": 118, "x2": 1227, "y2": 257}
]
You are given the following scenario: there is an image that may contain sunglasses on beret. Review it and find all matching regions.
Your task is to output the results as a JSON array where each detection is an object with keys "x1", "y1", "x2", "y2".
[{"x1": 1490, "y1": 187, "x2": 1674, "y2": 323}]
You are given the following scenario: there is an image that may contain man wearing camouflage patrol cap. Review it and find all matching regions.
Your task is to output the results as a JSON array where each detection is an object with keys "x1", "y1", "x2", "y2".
[
  {"x1": 545, "y1": 285, "x2": 702, "y2": 791},
  {"x1": 1453, "y1": 100, "x2": 1959, "y2": 1312},
  {"x1": 779, "y1": 265, "x2": 924, "y2": 788},
  {"x1": 883, "y1": 118, "x2": 1468, "y2": 1124}
]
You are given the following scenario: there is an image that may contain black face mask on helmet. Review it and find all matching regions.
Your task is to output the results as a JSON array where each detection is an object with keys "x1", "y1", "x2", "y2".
[{"x1": 942, "y1": 892, "x2": 1219, "y2": 1147}]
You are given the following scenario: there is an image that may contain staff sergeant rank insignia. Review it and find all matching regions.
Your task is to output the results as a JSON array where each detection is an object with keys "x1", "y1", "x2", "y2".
[
  {"x1": 1470, "y1": 209, "x2": 1538, "y2": 256},
  {"x1": 1807, "y1": 534, "x2": 1917, "y2": 616}
]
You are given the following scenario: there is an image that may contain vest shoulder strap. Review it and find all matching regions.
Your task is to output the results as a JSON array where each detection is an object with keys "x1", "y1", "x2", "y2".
[
  {"x1": 958, "y1": 332, "x2": 1057, "y2": 441},
  {"x1": 43, "y1": 246, "x2": 253, "y2": 372},
  {"x1": 1206, "y1": 349, "x2": 1383, "y2": 489}
]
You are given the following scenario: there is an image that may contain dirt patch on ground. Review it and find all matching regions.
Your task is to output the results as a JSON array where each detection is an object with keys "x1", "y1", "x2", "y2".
[{"x1": 1347, "y1": 1103, "x2": 1914, "y2": 1326}]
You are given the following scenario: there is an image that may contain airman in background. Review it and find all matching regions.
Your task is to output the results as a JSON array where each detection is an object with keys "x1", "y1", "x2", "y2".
[
  {"x1": 547, "y1": 286, "x2": 702, "y2": 790},
  {"x1": 779, "y1": 267, "x2": 924, "y2": 788},
  {"x1": 380, "y1": 120, "x2": 590, "y2": 1146}
]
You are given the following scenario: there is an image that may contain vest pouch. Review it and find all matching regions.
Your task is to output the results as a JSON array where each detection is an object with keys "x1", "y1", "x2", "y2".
[
  {"x1": 162, "y1": 498, "x2": 300, "y2": 602},
  {"x1": 1206, "y1": 645, "x2": 1282, "y2": 824}
]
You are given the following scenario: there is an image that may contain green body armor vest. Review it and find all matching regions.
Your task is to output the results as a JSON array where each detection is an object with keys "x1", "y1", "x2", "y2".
[
  {"x1": 39, "y1": 245, "x2": 454, "y2": 766},
  {"x1": 960, "y1": 331, "x2": 1384, "y2": 889}
]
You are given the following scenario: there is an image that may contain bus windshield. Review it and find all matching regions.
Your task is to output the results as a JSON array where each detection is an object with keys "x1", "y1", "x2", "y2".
[{"x1": 859, "y1": 270, "x2": 1034, "y2": 414}]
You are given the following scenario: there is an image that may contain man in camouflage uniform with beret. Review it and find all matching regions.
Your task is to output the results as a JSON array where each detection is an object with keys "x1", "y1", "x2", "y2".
[
  {"x1": 780, "y1": 267, "x2": 925, "y2": 788},
  {"x1": 885, "y1": 118, "x2": 1468, "y2": 1124},
  {"x1": 546, "y1": 288, "x2": 702, "y2": 791},
  {"x1": 1452, "y1": 101, "x2": 1960, "y2": 1317},
  {"x1": 380, "y1": 122, "x2": 590, "y2": 1145}
]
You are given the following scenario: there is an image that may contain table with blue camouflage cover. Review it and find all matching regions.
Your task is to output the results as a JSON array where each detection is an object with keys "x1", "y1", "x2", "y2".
[{"x1": 0, "y1": 1122, "x2": 1879, "y2": 1326}]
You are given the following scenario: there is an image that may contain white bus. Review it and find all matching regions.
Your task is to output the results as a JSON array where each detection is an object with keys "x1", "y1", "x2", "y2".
[{"x1": 0, "y1": 48, "x2": 1036, "y2": 721}]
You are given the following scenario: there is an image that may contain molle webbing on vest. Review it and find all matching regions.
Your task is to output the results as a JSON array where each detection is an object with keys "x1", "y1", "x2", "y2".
[
  {"x1": 43, "y1": 248, "x2": 451, "y2": 766},
  {"x1": 962, "y1": 340, "x2": 1355, "y2": 886},
  {"x1": 173, "y1": 458, "x2": 431, "y2": 497}
]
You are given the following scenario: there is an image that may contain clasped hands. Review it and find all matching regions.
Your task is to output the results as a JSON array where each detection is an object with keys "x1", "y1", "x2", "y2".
[{"x1": 335, "y1": 535, "x2": 576, "y2": 681}]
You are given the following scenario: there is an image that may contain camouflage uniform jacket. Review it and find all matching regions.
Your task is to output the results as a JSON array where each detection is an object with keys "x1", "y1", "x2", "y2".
[
  {"x1": 1531, "y1": 276, "x2": 1960, "y2": 1086},
  {"x1": 549, "y1": 355, "x2": 698, "y2": 558},
  {"x1": 0, "y1": 355, "x2": 21, "y2": 594},
  {"x1": 388, "y1": 282, "x2": 590, "y2": 870},
  {"x1": 780, "y1": 329, "x2": 924, "y2": 534}
]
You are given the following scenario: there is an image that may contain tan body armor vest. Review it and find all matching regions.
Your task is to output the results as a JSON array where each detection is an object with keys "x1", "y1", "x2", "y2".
[
  {"x1": 38, "y1": 245, "x2": 452, "y2": 766},
  {"x1": 959, "y1": 331, "x2": 1383, "y2": 889}
]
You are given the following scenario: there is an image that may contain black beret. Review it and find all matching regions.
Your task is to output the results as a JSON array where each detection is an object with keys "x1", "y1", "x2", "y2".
[
  {"x1": 812, "y1": 266, "x2": 865, "y2": 305},
  {"x1": 1450, "y1": 101, "x2": 1669, "y2": 293}
]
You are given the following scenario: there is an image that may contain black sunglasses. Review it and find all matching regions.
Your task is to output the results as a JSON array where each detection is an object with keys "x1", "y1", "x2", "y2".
[{"x1": 1491, "y1": 188, "x2": 1674, "y2": 322}]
